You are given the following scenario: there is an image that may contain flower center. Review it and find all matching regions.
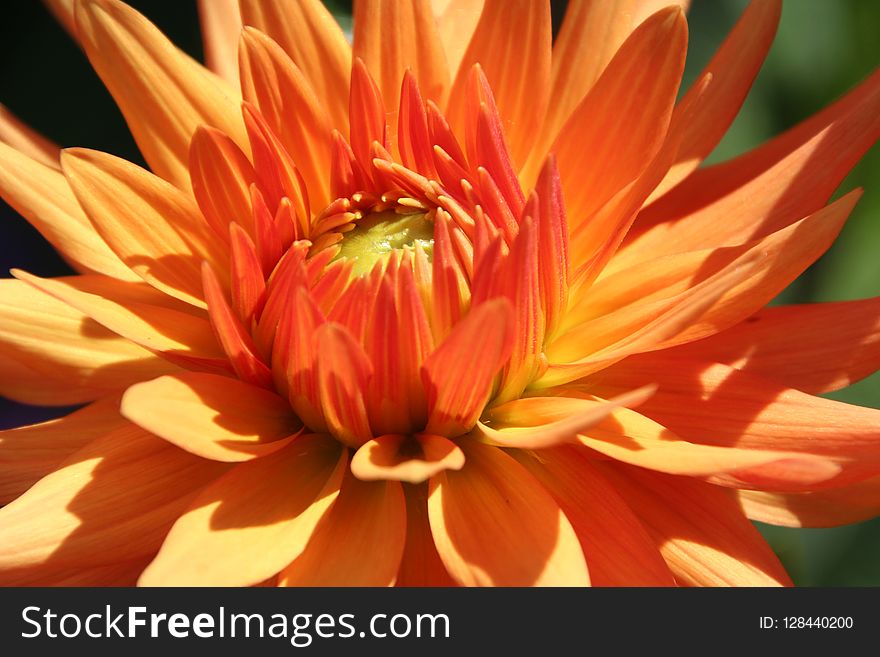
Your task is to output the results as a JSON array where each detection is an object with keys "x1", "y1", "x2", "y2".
[{"x1": 335, "y1": 209, "x2": 434, "y2": 275}]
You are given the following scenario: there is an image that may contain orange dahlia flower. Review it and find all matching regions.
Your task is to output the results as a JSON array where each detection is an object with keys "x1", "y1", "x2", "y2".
[{"x1": 0, "y1": 0, "x2": 878, "y2": 587}]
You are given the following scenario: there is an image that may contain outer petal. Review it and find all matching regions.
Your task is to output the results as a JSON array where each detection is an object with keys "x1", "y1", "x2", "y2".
[
  {"x1": 139, "y1": 434, "x2": 346, "y2": 587},
  {"x1": 622, "y1": 68, "x2": 880, "y2": 266},
  {"x1": 529, "y1": 7, "x2": 686, "y2": 219},
  {"x1": 551, "y1": 191, "x2": 860, "y2": 374},
  {"x1": 238, "y1": 0, "x2": 351, "y2": 132},
  {"x1": 447, "y1": 0, "x2": 550, "y2": 168},
  {"x1": 513, "y1": 446, "x2": 675, "y2": 587},
  {"x1": 12, "y1": 271, "x2": 227, "y2": 373},
  {"x1": 0, "y1": 104, "x2": 60, "y2": 168},
  {"x1": 0, "y1": 141, "x2": 135, "y2": 279},
  {"x1": 0, "y1": 279, "x2": 178, "y2": 406},
  {"x1": 738, "y1": 477, "x2": 880, "y2": 528},
  {"x1": 589, "y1": 358, "x2": 880, "y2": 490},
  {"x1": 651, "y1": 0, "x2": 781, "y2": 198},
  {"x1": 74, "y1": 0, "x2": 247, "y2": 189},
  {"x1": 280, "y1": 471, "x2": 406, "y2": 586},
  {"x1": 430, "y1": 0, "x2": 483, "y2": 80},
  {"x1": 0, "y1": 396, "x2": 126, "y2": 504},
  {"x1": 596, "y1": 462, "x2": 792, "y2": 586},
  {"x1": 121, "y1": 372, "x2": 300, "y2": 462},
  {"x1": 197, "y1": 0, "x2": 242, "y2": 86},
  {"x1": 61, "y1": 148, "x2": 228, "y2": 308},
  {"x1": 428, "y1": 440, "x2": 589, "y2": 586},
  {"x1": 0, "y1": 426, "x2": 227, "y2": 578},
  {"x1": 660, "y1": 298, "x2": 880, "y2": 394},
  {"x1": 354, "y1": 0, "x2": 449, "y2": 139}
]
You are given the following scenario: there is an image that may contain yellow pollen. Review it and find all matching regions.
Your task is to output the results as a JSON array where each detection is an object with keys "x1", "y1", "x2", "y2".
[{"x1": 335, "y1": 209, "x2": 434, "y2": 275}]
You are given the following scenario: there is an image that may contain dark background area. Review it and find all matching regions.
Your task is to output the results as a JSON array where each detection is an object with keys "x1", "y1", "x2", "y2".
[{"x1": 0, "y1": 0, "x2": 878, "y2": 585}]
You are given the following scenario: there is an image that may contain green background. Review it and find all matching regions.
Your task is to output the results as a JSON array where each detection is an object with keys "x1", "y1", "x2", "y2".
[{"x1": 0, "y1": 0, "x2": 877, "y2": 585}]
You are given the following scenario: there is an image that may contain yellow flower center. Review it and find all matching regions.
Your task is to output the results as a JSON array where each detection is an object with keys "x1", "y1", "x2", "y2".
[{"x1": 335, "y1": 209, "x2": 434, "y2": 275}]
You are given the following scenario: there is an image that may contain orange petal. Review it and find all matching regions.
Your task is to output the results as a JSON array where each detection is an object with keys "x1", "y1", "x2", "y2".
[
  {"x1": 6, "y1": 558, "x2": 151, "y2": 587},
  {"x1": 43, "y1": 0, "x2": 79, "y2": 39},
  {"x1": 0, "y1": 396, "x2": 126, "y2": 505},
  {"x1": 0, "y1": 279, "x2": 178, "y2": 406},
  {"x1": 355, "y1": 0, "x2": 449, "y2": 144},
  {"x1": 624, "y1": 68, "x2": 880, "y2": 266},
  {"x1": 531, "y1": 7, "x2": 686, "y2": 220},
  {"x1": 0, "y1": 141, "x2": 135, "y2": 279},
  {"x1": 513, "y1": 446, "x2": 675, "y2": 586},
  {"x1": 280, "y1": 471, "x2": 406, "y2": 586},
  {"x1": 478, "y1": 387, "x2": 656, "y2": 450},
  {"x1": 430, "y1": 0, "x2": 484, "y2": 80},
  {"x1": 139, "y1": 435, "x2": 346, "y2": 586},
  {"x1": 314, "y1": 323, "x2": 374, "y2": 447},
  {"x1": 189, "y1": 126, "x2": 257, "y2": 241},
  {"x1": 530, "y1": 0, "x2": 650, "y2": 177},
  {"x1": 197, "y1": 0, "x2": 242, "y2": 86},
  {"x1": 651, "y1": 0, "x2": 781, "y2": 198},
  {"x1": 12, "y1": 271, "x2": 228, "y2": 373},
  {"x1": 121, "y1": 372, "x2": 300, "y2": 462},
  {"x1": 549, "y1": 191, "x2": 860, "y2": 380},
  {"x1": 363, "y1": 268, "x2": 433, "y2": 434},
  {"x1": 447, "y1": 0, "x2": 550, "y2": 168},
  {"x1": 590, "y1": 358, "x2": 880, "y2": 491},
  {"x1": 428, "y1": 440, "x2": 589, "y2": 586},
  {"x1": 396, "y1": 483, "x2": 457, "y2": 586},
  {"x1": 62, "y1": 148, "x2": 228, "y2": 307},
  {"x1": 0, "y1": 104, "x2": 59, "y2": 168},
  {"x1": 660, "y1": 298, "x2": 880, "y2": 394},
  {"x1": 351, "y1": 433, "x2": 465, "y2": 484},
  {"x1": 202, "y1": 262, "x2": 273, "y2": 388},
  {"x1": 575, "y1": 403, "x2": 840, "y2": 489},
  {"x1": 0, "y1": 426, "x2": 227, "y2": 576},
  {"x1": 239, "y1": 27, "x2": 332, "y2": 209},
  {"x1": 738, "y1": 477, "x2": 880, "y2": 528},
  {"x1": 542, "y1": 244, "x2": 764, "y2": 386},
  {"x1": 239, "y1": 0, "x2": 351, "y2": 132},
  {"x1": 74, "y1": 0, "x2": 247, "y2": 189},
  {"x1": 595, "y1": 462, "x2": 791, "y2": 586},
  {"x1": 422, "y1": 298, "x2": 514, "y2": 436}
]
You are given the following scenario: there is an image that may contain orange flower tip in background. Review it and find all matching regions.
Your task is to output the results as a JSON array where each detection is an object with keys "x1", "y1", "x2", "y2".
[{"x1": 0, "y1": 0, "x2": 878, "y2": 587}]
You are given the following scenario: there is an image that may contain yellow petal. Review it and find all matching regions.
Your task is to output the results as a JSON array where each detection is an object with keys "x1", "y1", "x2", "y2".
[
  {"x1": 0, "y1": 396, "x2": 126, "y2": 504},
  {"x1": 0, "y1": 141, "x2": 135, "y2": 279},
  {"x1": 280, "y1": 471, "x2": 406, "y2": 586},
  {"x1": 0, "y1": 104, "x2": 59, "y2": 168},
  {"x1": 430, "y1": 0, "x2": 484, "y2": 80},
  {"x1": 428, "y1": 440, "x2": 589, "y2": 586},
  {"x1": 62, "y1": 148, "x2": 229, "y2": 307},
  {"x1": 351, "y1": 433, "x2": 465, "y2": 484},
  {"x1": 75, "y1": 0, "x2": 247, "y2": 189},
  {"x1": 12, "y1": 271, "x2": 226, "y2": 371},
  {"x1": 0, "y1": 279, "x2": 178, "y2": 406},
  {"x1": 121, "y1": 372, "x2": 300, "y2": 462},
  {"x1": 197, "y1": 0, "x2": 242, "y2": 87},
  {"x1": 0, "y1": 426, "x2": 227, "y2": 575},
  {"x1": 478, "y1": 387, "x2": 656, "y2": 450},
  {"x1": 139, "y1": 435, "x2": 346, "y2": 586}
]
